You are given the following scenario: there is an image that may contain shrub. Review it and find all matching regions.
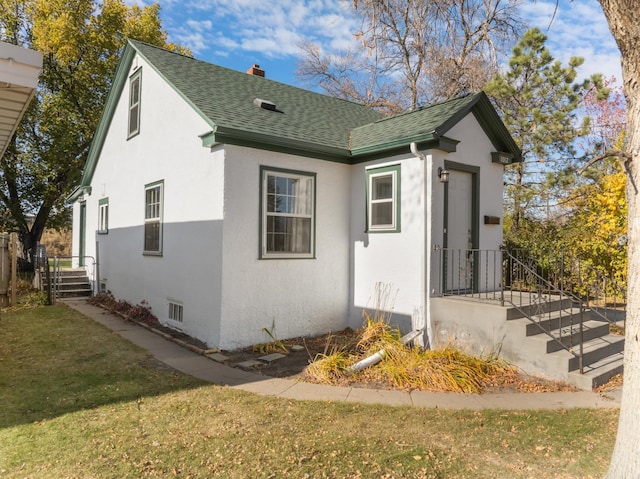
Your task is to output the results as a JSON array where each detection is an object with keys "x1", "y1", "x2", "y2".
[{"x1": 89, "y1": 291, "x2": 158, "y2": 326}]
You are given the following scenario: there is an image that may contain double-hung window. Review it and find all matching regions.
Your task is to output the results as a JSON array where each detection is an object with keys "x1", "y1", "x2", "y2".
[
  {"x1": 366, "y1": 164, "x2": 401, "y2": 232},
  {"x1": 98, "y1": 198, "x2": 109, "y2": 234},
  {"x1": 261, "y1": 167, "x2": 315, "y2": 258},
  {"x1": 144, "y1": 180, "x2": 163, "y2": 255},
  {"x1": 128, "y1": 69, "x2": 141, "y2": 138}
]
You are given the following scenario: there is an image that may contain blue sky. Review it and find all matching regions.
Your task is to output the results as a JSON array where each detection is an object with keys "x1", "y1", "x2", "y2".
[{"x1": 129, "y1": 0, "x2": 623, "y2": 90}]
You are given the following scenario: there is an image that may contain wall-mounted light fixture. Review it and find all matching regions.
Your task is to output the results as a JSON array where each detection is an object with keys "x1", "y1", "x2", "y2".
[{"x1": 438, "y1": 166, "x2": 450, "y2": 183}]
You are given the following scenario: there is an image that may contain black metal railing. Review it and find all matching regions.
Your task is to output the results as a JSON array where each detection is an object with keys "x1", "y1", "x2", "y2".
[
  {"x1": 502, "y1": 250, "x2": 586, "y2": 372},
  {"x1": 506, "y1": 248, "x2": 626, "y2": 331},
  {"x1": 433, "y1": 247, "x2": 627, "y2": 374}
]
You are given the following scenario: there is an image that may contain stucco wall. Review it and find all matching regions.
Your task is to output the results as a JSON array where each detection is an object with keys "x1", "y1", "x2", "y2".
[
  {"x1": 350, "y1": 153, "x2": 426, "y2": 333},
  {"x1": 349, "y1": 113, "x2": 506, "y2": 334},
  {"x1": 434, "y1": 114, "x2": 505, "y2": 251},
  {"x1": 73, "y1": 53, "x2": 226, "y2": 347},
  {"x1": 218, "y1": 145, "x2": 351, "y2": 349}
]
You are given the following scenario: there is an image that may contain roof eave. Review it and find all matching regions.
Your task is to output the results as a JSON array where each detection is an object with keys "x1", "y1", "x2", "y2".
[
  {"x1": 70, "y1": 42, "x2": 137, "y2": 200},
  {"x1": 201, "y1": 126, "x2": 353, "y2": 163},
  {"x1": 472, "y1": 93, "x2": 522, "y2": 163},
  {"x1": 350, "y1": 133, "x2": 459, "y2": 160}
]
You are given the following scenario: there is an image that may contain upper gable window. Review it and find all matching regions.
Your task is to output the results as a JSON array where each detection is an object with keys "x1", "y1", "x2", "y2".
[
  {"x1": 128, "y1": 69, "x2": 141, "y2": 138},
  {"x1": 366, "y1": 164, "x2": 401, "y2": 233}
]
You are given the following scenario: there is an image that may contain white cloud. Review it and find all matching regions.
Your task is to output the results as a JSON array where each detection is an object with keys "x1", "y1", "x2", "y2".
[
  {"x1": 157, "y1": 0, "x2": 622, "y2": 89},
  {"x1": 160, "y1": 0, "x2": 359, "y2": 60}
]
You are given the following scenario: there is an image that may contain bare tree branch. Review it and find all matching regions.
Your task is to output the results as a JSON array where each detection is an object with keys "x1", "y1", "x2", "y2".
[{"x1": 577, "y1": 149, "x2": 631, "y2": 174}]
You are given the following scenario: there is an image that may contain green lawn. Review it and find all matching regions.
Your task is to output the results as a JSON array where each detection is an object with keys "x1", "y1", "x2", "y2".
[{"x1": 0, "y1": 304, "x2": 618, "y2": 478}]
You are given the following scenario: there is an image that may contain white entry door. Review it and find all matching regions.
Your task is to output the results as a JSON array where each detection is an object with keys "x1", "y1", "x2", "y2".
[{"x1": 444, "y1": 168, "x2": 475, "y2": 292}]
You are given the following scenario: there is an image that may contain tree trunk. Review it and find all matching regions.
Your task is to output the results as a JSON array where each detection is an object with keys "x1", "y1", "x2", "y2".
[{"x1": 599, "y1": 1, "x2": 640, "y2": 477}]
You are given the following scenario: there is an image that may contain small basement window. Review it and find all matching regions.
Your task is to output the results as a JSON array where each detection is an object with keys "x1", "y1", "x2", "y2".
[{"x1": 168, "y1": 301, "x2": 183, "y2": 323}]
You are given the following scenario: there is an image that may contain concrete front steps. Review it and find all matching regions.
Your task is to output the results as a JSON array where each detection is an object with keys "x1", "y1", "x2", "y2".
[
  {"x1": 431, "y1": 295, "x2": 624, "y2": 391},
  {"x1": 54, "y1": 268, "x2": 92, "y2": 298},
  {"x1": 506, "y1": 307, "x2": 624, "y2": 390}
]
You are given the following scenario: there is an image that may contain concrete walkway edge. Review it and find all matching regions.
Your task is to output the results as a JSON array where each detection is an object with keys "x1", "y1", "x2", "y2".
[{"x1": 63, "y1": 299, "x2": 622, "y2": 410}]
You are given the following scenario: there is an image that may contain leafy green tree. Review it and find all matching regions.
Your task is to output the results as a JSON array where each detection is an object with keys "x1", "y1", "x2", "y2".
[
  {"x1": 485, "y1": 27, "x2": 607, "y2": 238},
  {"x1": 0, "y1": 0, "x2": 188, "y2": 260}
]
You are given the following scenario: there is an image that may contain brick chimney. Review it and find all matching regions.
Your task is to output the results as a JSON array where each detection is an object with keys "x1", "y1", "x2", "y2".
[{"x1": 246, "y1": 64, "x2": 265, "y2": 77}]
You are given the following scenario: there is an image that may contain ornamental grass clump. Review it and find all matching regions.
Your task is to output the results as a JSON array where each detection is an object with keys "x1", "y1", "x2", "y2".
[{"x1": 304, "y1": 317, "x2": 513, "y2": 394}]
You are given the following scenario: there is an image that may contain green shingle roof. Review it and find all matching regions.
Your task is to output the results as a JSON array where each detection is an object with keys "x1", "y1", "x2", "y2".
[
  {"x1": 131, "y1": 40, "x2": 383, "y2": 155},
  {"x1": 70, "y1": 40, "x2": 520, "y2": 200},
  {"x1": 351, "y1": 94, "x2": 481, "y2": 152},
  {"x1": 351, "y1": 92, "x2": 521, "y2": 160}
]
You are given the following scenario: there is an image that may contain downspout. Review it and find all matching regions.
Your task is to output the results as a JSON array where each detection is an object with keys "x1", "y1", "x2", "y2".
[{"x1": 410, "y1": 142, "x2": 433, "y2": 349}]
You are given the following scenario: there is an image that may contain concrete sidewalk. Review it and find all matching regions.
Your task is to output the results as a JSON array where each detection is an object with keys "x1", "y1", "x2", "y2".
[{"x1": 63, "y1": 299, "x2": 622, "y2": 410}]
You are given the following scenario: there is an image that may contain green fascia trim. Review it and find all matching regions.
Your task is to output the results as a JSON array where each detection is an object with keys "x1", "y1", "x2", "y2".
[
  {"x1": 350, "y1": 136, "x2": 460, "y2": 164},
  {"x1": 131, "y1": 41, "x2": 216, "y2": 132},
  {"x1": 351, "y1": 134, "x2": 460, "y2": 158},
  {"x1": 201, "y1": 126, "x2": 353, "y2": 163},
  {"x1": 472, "y1": 94, "x2": 522, "y2": 163},
  {"x1": 428, "y1": 92, "x2": 522, "y2": 163},
  {"x1": 72, "y1": 41, "x2": 218, "y2": 199},
  {"x1": 67, "y1": 185, "x2": 92, "y2": 202},
  {"x1": 74, "y1": 45, "x2": 137, "y2": 196}
]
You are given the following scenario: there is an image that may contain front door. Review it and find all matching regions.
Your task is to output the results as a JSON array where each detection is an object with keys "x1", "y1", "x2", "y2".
[{"x1": 443, "y1": 164, "x2": 479, "y2": 292}]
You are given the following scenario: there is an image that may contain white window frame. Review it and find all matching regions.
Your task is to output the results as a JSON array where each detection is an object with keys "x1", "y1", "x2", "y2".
[
  {"x1": 144, "y1": 180, "x2": 163, "y2": 255},
  {"x1": 168, "y1": 301, "x2": 184, "y2": 323},
  {"x1": 260, "y1": 167, "x2": 316, "y2": 259},
  {"x1": 128, "y1": 69, "x2": 141, "y2": 138},
  {"x1": 366, "y1": 165, "x2": 401, "y2": 233},
  {"x1": 98, "y1": 198, "x2": 109, "y2": 234}
]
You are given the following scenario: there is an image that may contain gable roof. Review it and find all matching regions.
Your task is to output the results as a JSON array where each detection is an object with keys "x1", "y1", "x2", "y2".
[
  {"x1": 71, "y1": 40, "x2": 521, "y2": 200},
  {"x1": 351, "y1": 92, "x2": 521, "y2": 161}
]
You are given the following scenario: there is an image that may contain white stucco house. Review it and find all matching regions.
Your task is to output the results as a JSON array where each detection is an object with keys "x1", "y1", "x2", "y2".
[{"x1": 70, "y1": 40, "x2": 521, "y2": 351}]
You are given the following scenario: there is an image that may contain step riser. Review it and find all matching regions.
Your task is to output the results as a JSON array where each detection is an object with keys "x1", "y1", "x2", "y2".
[
  {"x1": 56, "y1": 281, "x2": 91, "y2": 289},
  {"x1": 49, "y1": 270, "x2": 92, "y2": 298},
  {"x1": 546, "y1": 323, "x2": 611, "y2": 353},
  {"x1": 506, "y1": 298, "x2": 575, "y2": 320},
  {"x1": 568, "y1": 339, "x2": 625, "y2": 371},
  {"x1": 57, "y1": 291, "x2": 92, "y2": 298},
  {"x1": 525, "y1": 312, "x2": 583, "y2": 336},
  {"x1": 569, "y1": 362, "x2": 624, "y2": 390}
]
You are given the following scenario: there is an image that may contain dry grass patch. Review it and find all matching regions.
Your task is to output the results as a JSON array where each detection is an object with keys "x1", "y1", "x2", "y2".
[
  {"x1": 304, "y1": 318, "x2": 571, "y2": 393},
  {"x1": 0, "y1": 303, "x2": 618, "y2": 478}
]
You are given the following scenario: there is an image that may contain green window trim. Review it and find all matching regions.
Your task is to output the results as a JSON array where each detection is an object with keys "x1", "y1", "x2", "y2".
[
  {"x1": 144, "y1": 180, "x2": 163, "y2": 256},
  {"x1": 365, "y1": 164, "x2": 401, "y2": 233},
  {"x1": 259, "y1": 166, "x2": 316, "y2": 259},
  {"x1": 128, "y1": 69, "x2": 141, "y2": 139},
  {"x1": 98, "y1": 197, "x2": 109, "y2": 234}
]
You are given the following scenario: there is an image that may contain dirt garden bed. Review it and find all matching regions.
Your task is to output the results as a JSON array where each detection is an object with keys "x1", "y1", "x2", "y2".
[{"x1": 86, "y1": 292, "x2": 602, "y2": 394}]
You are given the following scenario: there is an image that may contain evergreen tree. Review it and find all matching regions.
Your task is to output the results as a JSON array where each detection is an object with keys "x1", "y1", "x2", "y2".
[{"x1": 485, "y1": 27, "x2": 607, "y2": 239}]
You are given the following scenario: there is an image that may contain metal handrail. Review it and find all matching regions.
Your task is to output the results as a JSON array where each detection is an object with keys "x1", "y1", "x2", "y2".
[
  {"x1": 502, "y1": 250, "x2": 585, "y2": 373},
  {"x1": 51, "y1": 255, "x2": 96, "y2": 304},
  {"x1": 506, "y1": 247, "x2": 626, "y2": 330}
]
